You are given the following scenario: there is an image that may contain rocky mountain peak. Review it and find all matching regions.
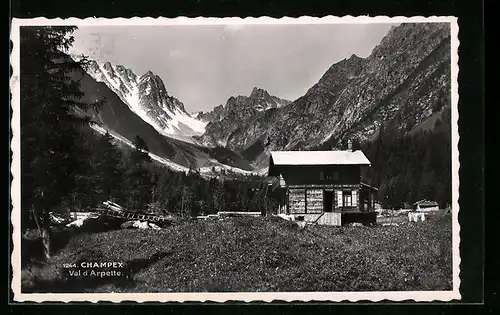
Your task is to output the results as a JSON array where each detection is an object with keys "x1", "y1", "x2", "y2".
[
  {"x1": 196, "y1": 104, "x2": 224, "y2": 123},
  {"x1": 309, "y1": 52, "x2": 366, "y2": 99},
  {"x1": 87, "y1": 59, "x2": 99, "y2": 71},
  {"x1": 250, "y1": 87, "x2": 271, "y2": 99},
  {"x1": 140, "y1": 70, "x2": 158, "y2": 82},
  {"x1": 102, "y1": 61, "x2": 114, "y2": 73},
  {"x1": 197, "y1": 87, "x2": 291, "y2": 147},
  {"x1": 78, "y1": 58, "x2": 208, "y2": 141},
  {"x1": 348, "y1": 53, "x2": 361, "y2": 60},
  {"x1": 139, "y1": 70, "x2": 169, "y2": 96}
]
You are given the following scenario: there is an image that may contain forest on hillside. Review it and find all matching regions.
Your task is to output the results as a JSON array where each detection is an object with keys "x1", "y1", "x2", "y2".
[
  {"x1": 359, "y1": 108, "x2": 452, "y2": 209},
  {"x1": 64, "y1": 129, "x2": 275, "y2": 218},
  {"x1": 22, "y1": 124, "x2": 274, "y2": 229},
  {"x1": 312, "y1": 105, "x2": 452, "y2": 210}
]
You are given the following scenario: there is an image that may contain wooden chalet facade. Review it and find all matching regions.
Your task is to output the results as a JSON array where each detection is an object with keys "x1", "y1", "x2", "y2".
[{"x1": 267, "y1": 148, "x2": 378, "y2": 226}]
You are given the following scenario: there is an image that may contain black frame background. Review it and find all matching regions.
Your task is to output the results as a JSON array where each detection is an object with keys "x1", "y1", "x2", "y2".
[{"x1": 8, "y1": 0, "x2": 487, "y2": 313}]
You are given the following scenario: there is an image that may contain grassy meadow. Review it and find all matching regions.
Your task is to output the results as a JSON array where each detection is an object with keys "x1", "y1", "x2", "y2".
[{"x1": 21, "y1": 213, "x2": 453, "y2": 293}]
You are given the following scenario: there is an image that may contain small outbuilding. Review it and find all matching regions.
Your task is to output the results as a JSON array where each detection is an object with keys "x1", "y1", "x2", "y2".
[{"x1": 413, "y1": 199, "x2": 440, "y2": 211}]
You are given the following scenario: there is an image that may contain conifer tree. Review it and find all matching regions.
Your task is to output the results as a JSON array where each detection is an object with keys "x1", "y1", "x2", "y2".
[
  {"x1": 152, "y1": 170, "x2": 171, "y2": 214},
  {"x1": 20, "y1": 26, "x2": 103, "y2": 258},
  {"x1": 124, "y1": 135, "x2": 153, "y2": 210},
  {"x1": 181, "y1": 185, "x2": 194, "y2": 218},
  {"x1": 94, "y1": 131, "x2": 123, "y2": 202},
  {"x1": 212, "y1": 179, "x2": 226, "y2": 213}
]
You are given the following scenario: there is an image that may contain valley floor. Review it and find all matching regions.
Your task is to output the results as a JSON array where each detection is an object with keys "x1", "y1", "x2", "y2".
[{"x1": 21, "y1": 214, "x2": 453, "y2": 293}]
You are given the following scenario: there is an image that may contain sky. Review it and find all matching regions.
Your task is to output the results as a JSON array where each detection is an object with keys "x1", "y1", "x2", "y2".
[{"x1": 70, "y1": 23, "x2": 398, "y2": 113}]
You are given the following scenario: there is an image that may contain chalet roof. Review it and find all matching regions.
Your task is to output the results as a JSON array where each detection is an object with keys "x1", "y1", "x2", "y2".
[
  {"x1": 361, "y1": 182, "x2": 379, "y2": 191},
  {"x1": 270, "y1": 150, "x2": 371, "y2": 167},
  {"x1": 267, "y1": 150, "x2": 371, "y2": 176},
  {"x1": 414, "y1": 199, "x2": 439, "y2": 206}
]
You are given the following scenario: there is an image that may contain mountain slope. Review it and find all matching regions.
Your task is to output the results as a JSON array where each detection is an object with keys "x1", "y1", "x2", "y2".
[
  {"x1": 71, "y1": 67, "x2": 254, "y2": 174},
  {"x1": 197, "y1": 87, "x2": 290, "y2": 147},
  {"x1": 206, "y1": 23, "x2": 452, "y2": 168},
  {"x1": 81, "y1": 59, "x2": 208, "y2": 143}
]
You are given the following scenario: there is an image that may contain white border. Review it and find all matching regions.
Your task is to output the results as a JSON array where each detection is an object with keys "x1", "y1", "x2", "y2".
[{"x1": 10, "y1": 15, "x2": 460, "y2": 303}]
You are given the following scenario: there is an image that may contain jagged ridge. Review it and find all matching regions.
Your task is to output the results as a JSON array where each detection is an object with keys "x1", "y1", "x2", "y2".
[
  {"x1": 83, "y1": 60, "x2": 208, "y2": 143},
  {"x1": 196, "y1": 87, "x2": 290, "y2": 147}
]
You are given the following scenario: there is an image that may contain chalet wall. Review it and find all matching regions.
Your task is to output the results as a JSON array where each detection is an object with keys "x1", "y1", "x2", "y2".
[
  {"x1": 317, "y1": 213, "x2": 342, "y2": 226},
  {"x1": 306, "y1": 189, "x2": 323, "y2": 213},
  {"x1": 290, "y1": 213, "x2": 342, "y2": 226},
  {"x1": 285, "y1": 186, "x2": 362, "y2": 214},
  {"x1": 296, "y1": 213, "x2": 322, "y2": 222},
  {"x1": 342, "y1": 212, "x2": 377, "y2": 226},
  {"x1": 285, "y1": 212, "x2": 376, "y2": 226},
  {"x1": 280, "y1": 165, "x2": 361, "y2": 186},
  {"x1": 289, "y1": 188, "x2": 306, "y2": 213},
  {"x1": 269, "y1": 164, "x2": 378, "y2": 215}
]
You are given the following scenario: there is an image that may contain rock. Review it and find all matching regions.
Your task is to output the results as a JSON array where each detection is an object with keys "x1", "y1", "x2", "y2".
[
  {"x1": 66, "y1": 217, "x2": 88, "y2": 228},
  {"x1": 120, "y1": 221, "x2": 136, "y2": 229},
  {"x1": 197, "y1": 87, "x2": 290, "y2": 148},
  {"x1": 121, "y1": 220, "x2": 161, "y2": 230},
  {"x1": 296, "y1": 221, "x2": 306, "y2": 229},
  {"x1": 148, "y1": 222, "x2": 161, "y2": 230},
  {"x1": 133, "y1": 220, "x2": 149, "y2": 229},
  {"x1": 382, "y1": 223, "x2": 399, "y2": 226}
]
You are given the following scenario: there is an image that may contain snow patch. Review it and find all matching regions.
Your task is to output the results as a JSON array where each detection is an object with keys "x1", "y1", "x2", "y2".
[
  {"x1": 90, "y1": 124, "x2": 254, "y2": 177},
  {"x1": 160, "y1": 104, "x2": 208, "y2": 137},
  {"x1": 199, "y1": 164, "x2": 253, "y2": 176},
  {"x1": 90, "y1": 124, "x2": 190, "y2": 173}
]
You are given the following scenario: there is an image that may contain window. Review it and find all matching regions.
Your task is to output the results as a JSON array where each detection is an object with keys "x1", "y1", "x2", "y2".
[
  {"x1": 336, "y1": 190, "x2": 358, "y2": 208},
  {"x1": 343, "y1": 191, "x2": 352, "y2": 207},
  {"x1": 325, "y1": 170, "x2": 334, "y2": 181},
  {"x1": 336, "y1": 190, "x2": 343, "y2": 208}
]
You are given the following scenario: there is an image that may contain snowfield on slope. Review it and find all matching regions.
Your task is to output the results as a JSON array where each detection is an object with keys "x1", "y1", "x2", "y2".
[
  {"x1": 78, "y1": 58, "x2": 208, "y2": 144},
  {"x1": 91, "y1": 124, "x2": 256, "y2": 177}
]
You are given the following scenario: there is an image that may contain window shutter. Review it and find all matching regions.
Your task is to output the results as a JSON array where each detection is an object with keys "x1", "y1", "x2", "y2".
[
  {"x1": 336, "y1": 190, "x2": 343, "y2": 207},
  {"x1": 352, "y1": 190, "x2": 358, "y2": 207}
]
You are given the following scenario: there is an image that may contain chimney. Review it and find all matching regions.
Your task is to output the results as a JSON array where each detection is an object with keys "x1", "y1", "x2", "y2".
[{"x1": 347, "y1": 139, "x2": 353, "y2": 152}]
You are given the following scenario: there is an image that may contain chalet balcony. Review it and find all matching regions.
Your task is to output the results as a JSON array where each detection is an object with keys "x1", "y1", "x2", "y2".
[{"x1": 269, "y1": 175, "x2": 286, "y2": 191}]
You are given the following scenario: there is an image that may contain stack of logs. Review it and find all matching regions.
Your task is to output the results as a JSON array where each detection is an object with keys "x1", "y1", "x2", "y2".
[{"x1": 95, "y1": 201, "x2": 173, "y2": 225}]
